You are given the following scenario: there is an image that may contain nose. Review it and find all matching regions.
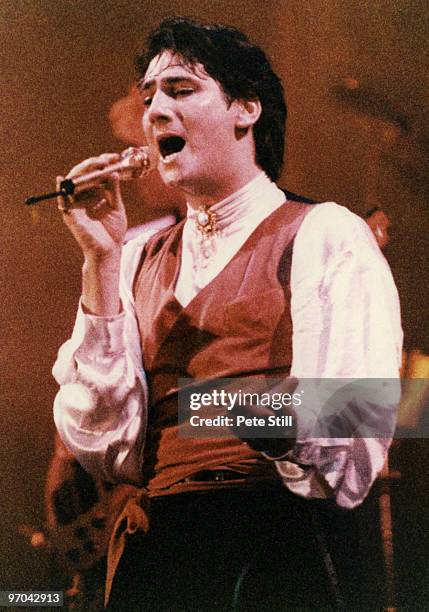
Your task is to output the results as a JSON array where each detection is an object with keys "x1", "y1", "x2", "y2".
[{"x1": 146, "y1": 89, "x2": 175, "y2": 125}]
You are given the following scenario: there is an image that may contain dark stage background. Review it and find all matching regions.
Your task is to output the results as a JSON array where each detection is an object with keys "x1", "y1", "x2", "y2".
[{"x1": 1, "y1": 0, "x2": 428, "y2": 608}]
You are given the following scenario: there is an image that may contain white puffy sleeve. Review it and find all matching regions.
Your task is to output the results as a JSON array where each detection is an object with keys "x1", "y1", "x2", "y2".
[
  {"x1": 276, "y1": 202, "x2": 403, "y2": 508},
  {"x1": 52, "y1": 231, "x2": 155, "y2": 484}
]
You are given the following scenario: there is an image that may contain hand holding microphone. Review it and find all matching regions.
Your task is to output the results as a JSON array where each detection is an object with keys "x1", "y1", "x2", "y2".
[
  {"x1": 55, "y1": 152, "x2": 129, "y2": 263},
  {"x1": 56, "y1": 150, "x2": 138, "y2": 316},
  {"x1": 32, "y1": 146, "x2": 153, "y2": 263},
  {"x1": 26, "y1": 147, "x2": 154, "y2": 316}
]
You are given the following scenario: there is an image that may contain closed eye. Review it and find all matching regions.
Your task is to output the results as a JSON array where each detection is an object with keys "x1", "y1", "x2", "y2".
[
  {"x1": 173, "y1": 88, "x2": 194, "y2": 97},
  {"x1": 142, "y1": 88, "x2": 193, "y2": 110}
]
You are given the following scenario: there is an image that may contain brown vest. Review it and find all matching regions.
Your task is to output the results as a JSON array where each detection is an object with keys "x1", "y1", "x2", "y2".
[{"x1": 133, "y1": 200, "x2": 313, "y2": 495}]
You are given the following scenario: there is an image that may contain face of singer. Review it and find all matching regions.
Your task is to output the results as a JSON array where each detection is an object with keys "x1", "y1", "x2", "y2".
[{"x1": 140, "y1": 51, "x2": 260, "y2": 206}]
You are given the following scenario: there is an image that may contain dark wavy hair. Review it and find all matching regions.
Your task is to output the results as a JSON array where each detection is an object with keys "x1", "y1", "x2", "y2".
[{"x1": 135, "y1": 17, "x2": 287, "y2": 182}]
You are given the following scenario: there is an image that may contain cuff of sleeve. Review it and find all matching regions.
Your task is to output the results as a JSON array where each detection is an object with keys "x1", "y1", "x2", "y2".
[
  {"x1": 273, "y1": 443, "x2": 349, "y2": 503},
  {"x1": 76, "y1": 299, "x2": 127, "y2": 356}
]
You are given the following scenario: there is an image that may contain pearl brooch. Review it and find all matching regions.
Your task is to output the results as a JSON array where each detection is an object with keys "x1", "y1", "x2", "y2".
[{"x1": 196, "y1": 208, "x2": 217, "y2": 236}]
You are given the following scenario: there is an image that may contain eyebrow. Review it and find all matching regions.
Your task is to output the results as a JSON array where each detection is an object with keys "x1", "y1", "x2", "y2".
[{"x1": 140, "y1": 75, "x2": 198, "y2": 92}]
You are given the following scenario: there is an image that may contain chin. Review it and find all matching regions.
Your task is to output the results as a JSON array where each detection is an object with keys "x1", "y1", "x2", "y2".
[{"x1": 159, "y1": 169, "x2": 189, "y2": 192}]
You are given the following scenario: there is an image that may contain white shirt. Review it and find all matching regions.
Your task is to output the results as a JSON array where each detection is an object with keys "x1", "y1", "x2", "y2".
[{"x1": 52, "y1": 173, "x2": 403, "y2": 509}]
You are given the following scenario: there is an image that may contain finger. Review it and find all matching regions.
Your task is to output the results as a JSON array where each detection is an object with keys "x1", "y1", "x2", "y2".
[
  {"x1": 85, "y1": 197, "x2": 109, "y2": 219},
  {"x1": 101, "y1": 171, "x2": 124, "y2": 211},
  {"x1": 68, "y1": 166, "x2": 123, "y2": 210},
  {"x1": 56, "y1": 175, "x2": 73, "y2": 214},
  {"x1": 66, "y1": 153, "x2": 121, "y2": 179}
]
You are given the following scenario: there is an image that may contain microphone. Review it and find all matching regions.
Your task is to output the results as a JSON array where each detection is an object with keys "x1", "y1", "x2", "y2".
[{"x1": 25, "y1": 146, "x2": 152, "y2": 206}]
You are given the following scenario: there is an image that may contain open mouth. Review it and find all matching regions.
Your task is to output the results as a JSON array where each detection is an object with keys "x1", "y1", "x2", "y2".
[{"x1": 158, "y1": 135, "x2": 186, "y2": 159}]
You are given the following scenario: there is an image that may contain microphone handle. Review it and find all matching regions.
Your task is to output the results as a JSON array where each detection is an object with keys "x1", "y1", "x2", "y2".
[
  {"x1": 61, "y1": 146, "x2": 151, "y2": 195},
  {"x1": 25, "y1": 146, "x2": 151, "y2": 205}
]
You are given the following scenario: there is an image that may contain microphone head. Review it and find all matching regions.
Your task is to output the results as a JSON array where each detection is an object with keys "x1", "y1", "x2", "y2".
[{"x1": 120, "y1": 146, "x2": 153, "y2": 179}]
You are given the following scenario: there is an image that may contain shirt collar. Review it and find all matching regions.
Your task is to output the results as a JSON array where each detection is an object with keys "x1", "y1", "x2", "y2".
[{"x1": 186, "y1": 172, "x2": 286, "y2": 235}]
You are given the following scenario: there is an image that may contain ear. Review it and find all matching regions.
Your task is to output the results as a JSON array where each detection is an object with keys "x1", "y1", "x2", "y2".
[{"x1": 234, "y1": 98, "x2": 262, "y2": 130}]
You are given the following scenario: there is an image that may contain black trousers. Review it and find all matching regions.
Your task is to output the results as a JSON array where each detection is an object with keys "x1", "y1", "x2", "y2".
[{"x1": 107, "y1": 484, "x2": 363, "y2": 612}]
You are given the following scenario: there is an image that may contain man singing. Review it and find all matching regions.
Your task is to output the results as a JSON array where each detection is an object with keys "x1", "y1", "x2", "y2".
[{"x1": 53, "y1": 17, "x2": 402, "y2": 611}]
